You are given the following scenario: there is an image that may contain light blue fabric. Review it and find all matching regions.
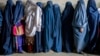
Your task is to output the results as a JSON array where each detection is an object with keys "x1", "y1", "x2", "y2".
[{"x1": 72, "y1": 0, "x2": 89, "y2": 53}]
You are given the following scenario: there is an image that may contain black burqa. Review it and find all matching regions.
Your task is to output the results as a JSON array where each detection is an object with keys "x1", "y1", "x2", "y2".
[{"x1": 61, "y1": 2, "x2": 74, "y2": 52}]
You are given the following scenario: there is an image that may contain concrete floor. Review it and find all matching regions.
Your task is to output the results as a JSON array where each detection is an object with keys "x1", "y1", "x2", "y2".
[{"x1": 1, "y1": 51, "x2": 99, "y2": 56}]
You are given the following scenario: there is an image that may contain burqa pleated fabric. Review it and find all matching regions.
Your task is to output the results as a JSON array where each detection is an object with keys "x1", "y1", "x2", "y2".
[
  {"x1": 44, "y1": 1, "x2": 54, "y2": 52},
  {"x1": 34, "y1": 2, "x2": 43, "y2": 52},
  {"x1": 72, "y1": 0, "x2": 89, "y2": 53},
  {"x1": 85, "y1": 0, "x2": 100, "y2": 52},
  {"x1": 2, "y1": 0, "x2": 14, "y2": 54},
  {"x1": 0, "y1": 8, "x2": 3, "y2": 54},
  {"x1": 61, "y1": 2, "x2": 74, "y2": 52},
  {"x1": 13, "y1": 0, "x2": 24, "y2": 53},
  {"x1": 52, "y1": 4, "x2": 62, "y2": 52}
]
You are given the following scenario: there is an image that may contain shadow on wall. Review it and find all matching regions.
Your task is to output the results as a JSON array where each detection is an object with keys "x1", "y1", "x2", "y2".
[{"x1": 0, "y1": 2, "x2": 5, "y2": 10}]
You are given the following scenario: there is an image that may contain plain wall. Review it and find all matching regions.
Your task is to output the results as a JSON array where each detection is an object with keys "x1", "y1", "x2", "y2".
[{"x1": 0, "y1": 0, "x2": 100, "y2": 11}]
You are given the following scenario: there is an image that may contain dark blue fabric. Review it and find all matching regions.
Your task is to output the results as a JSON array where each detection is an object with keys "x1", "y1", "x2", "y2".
[
  {"x1": 13, "y1": 0, "x2": 24, "y2": 25},
  {"x1": 2, "y1": 0, "x2": 14, "y2": 54},
  {"x1": 34, "y1": 31, "x2": 41, "y2": 52},
  {"x1": 85, "y1": 0, "x2": 100, "y2": 52},
  {"x1": 0, "y1": 9, "x2": 3, "y2": 29},
  {"x1": 44, "y1": 1, "x2": 54, "y2": 52},
  {"x1": 52, "y1": 4, "x2": 62, "y2": 52},
  {"x1": 61, "y1": 2, "x2": 74, "y2": 52},
  {"x1": 93, "y1": 6, "x2": 100, "y2": 53},
  {"x1": 36, "y1": 2, "x2": 43, "y2": 8},
  {"x1": 95, "y1": 19, "x2": 100, "y2": 53},
  {"x1": 0, "y1": 8, "x2": 3, "y2": 54},
  {"x1": 72, "y1": 0, "x2": 89, "y2": 53}
]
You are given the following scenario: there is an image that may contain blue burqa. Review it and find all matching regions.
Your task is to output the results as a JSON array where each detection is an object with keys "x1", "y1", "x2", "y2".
[
  {"x1": 52, "y1": 4, "x2": 62, "y2": 52},
  {"x1": 2, "y1": 0, "x2": 15, "y2": 54},
  {"x1": 72, "y1": 0, "x2": 89, "y2": 53},
  {"x1": 61, "y1": 2, "x2": 74, "y2": 52},
  {"x1": 85, "y1": 0, "x2": 100, "y2": 52},
  {"x1": 44, "y1": 1, "x2": 54, "y2": 52}
]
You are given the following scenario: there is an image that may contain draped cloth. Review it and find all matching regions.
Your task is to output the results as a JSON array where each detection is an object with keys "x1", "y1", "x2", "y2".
[
  {"x1": 52, "y1": 4, "x2": 62, "y2": 52},
  {"x1": 34, "y1": 2, "x2": 43, "y2": 52},
  {"x1": 13, "y1": 0, "x2": 24, "y2": 53},
  {"x1": 25, "y1": 0, "x2": 42, "y2": 37},
  {"x1": 61, "y1": 2, "x2": 74, "y2": 52},
  {"x1": 85, "y1": 0, "x2": 100, "y2": 52},
  {"x1": 72, "y1": 0, "x2": 89, "y2": 53},
  {"x1": 0, "y1": 8, "x2": 3, "y2": 54},
  {"x1": 44, "y1": 1, "x2": 54, "y2": 52},
  {"x1": 2, "y1": 0, "x2": 14, "y2": 54}
]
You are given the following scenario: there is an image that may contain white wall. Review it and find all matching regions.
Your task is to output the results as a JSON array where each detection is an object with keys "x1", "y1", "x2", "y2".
[{"x1": 0, "y1": 0, "x2": 100, "y2": 11}]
